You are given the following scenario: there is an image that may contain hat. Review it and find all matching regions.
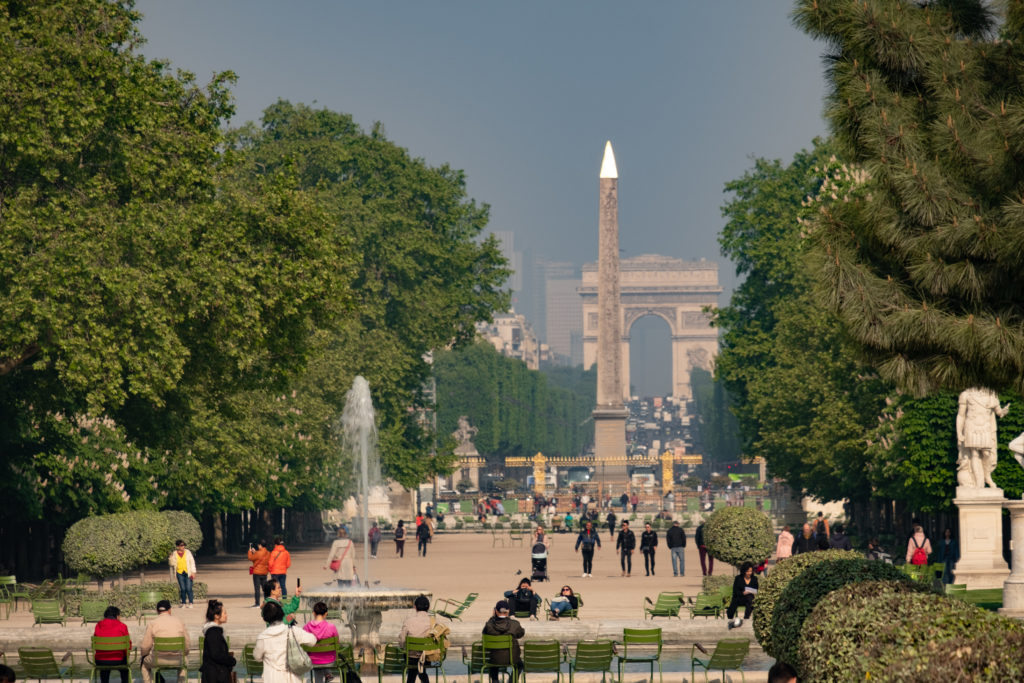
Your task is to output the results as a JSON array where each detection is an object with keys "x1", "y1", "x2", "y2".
[
  {"x1": 673, "y1": 520, "x2": 680, "y2": 525},
  {"x1": 519, "y1": 577, "x2": 532, "y2": 585},
  {"x1": 495, "y1": 600, "x2": 511, "y2": 614},
  {"x1": 156, "y1": 600, "x2": 172, "y2": 613}
]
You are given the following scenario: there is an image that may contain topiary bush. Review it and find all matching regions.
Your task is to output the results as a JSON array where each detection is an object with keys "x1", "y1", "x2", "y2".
[
  {"x1": 799, "y1": 581, "x2": 1023, "y2": 681},
  {"x1": 702, "y1": 574, "x2": 733, "y2": 595},
  {"x1": 703, "y1": 506, "x2": 774, "y2": 568},
  {"x1": 772, "y1": 558, "x2": 925, "y2": 669},
  {"x1": 752, "y1": 549, "x2": 861, "y2": 657},
  {"x1": 161, "y1": 510, "x2": 202, "y2": 550}
]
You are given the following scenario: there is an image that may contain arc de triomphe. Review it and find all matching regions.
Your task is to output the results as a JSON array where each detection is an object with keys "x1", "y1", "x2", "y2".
[{"x1": 580, "y1": 254, "x2": 721, "y2": 400}]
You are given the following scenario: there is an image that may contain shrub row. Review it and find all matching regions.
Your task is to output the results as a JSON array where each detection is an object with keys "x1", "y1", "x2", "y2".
[
  {"x1": 64, "y1": 581, "x2": 210, "y2": 616},
  {"x1": 752, "y1": 549, "x2": 1023, "y2": 680}
]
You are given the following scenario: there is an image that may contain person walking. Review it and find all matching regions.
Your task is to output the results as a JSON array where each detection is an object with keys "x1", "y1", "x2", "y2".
[
  {"x1": 416, "y1": 518, "x2": 431, "y2": 557},
  {"x1": 630, "y1": 493, "x2": 639, "y2": 513},
  {"x1": 616, "y1": 520, "x2": 636, "y2": 577},
  {"x1": 605, "y1": 510, "x2": 617, "y2": 539},
  {"x1": 619, "y1": 492, "x2": 629, "y2": 513},
  {"x1": 247, "y1": 540, "x2": 270, "y2": 608},
  {"x1": 906, "y1": 524, "x2": 933, "y2": 566},
  {"x1": 368, "y1": 522, "x2": 382, "y2": 559},
  {"x1": 326, "y1": 528, "x2": 356, "y2": 586},
  {"x1": 774, "y1": 526, "x2": 794, "y2": 563},
  {"x1": 791, "y1": 523, "x2": 816, "y2": 555},
  {"x1": 574, "y1": 521, "x2": 601, "y2": 577},
  {"x1": 937, "y1": 528, "x2": 960, "y2": 584},
  {"x1": 267, "y1": 537, "x2": 291, "y2": 597},
  {"x1": 199, "y1": 600, "x2": 235, "y2": 683},
  {"x1": 640, "y1": 522, "x2": 658, "y2": 576},
  {"x1": 93, "y1": 606, "x2": 131, "y2": 683},
  {"x1": 695, "y1": 522, "x2": 713, "y2": 576},
  {"x1": 254, "y1": 602, "x2": 316, "y2": 683},
  {"x1": 829, "y1": 524, "x2": 852, "y2": 551},
  {"x1": 665, "y1": 520, "x2": 687, "y2": 577},
  {"x1": 168, "y1": 540, "x2": 196, "y2": 608},
  {"x1": 395, "y1": 520, "x2": 407, "y2": 557}
]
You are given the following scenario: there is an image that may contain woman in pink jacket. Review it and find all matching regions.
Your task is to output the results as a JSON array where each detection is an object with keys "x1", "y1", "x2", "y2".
[{"x1": 775, "y1": 525, "x2": 794, "y2": 562}]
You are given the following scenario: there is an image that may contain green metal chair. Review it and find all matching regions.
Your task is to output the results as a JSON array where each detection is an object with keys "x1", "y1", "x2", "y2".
[
  {"x1": 241, "y1": 644, "x2": 262, "y2": 683},
  {"x1": 520, "y1": 640, "x2": 562, "y2": 683},
  {"x1": 17, "y1": 648, "x2": 74, "y2": 683},
  {"x1": 0, "y1": 575, "x2": 32, "y2": 611},
  {"x1": 87, "y1": 636, "x2": 135, "y2": 683},
  {"x1": 149, "y1": 636, "x2": 188, "y2": 683},
  {"x1": 616, "y1": 628, "x2": 662, "y2": 683},
  {"x1": 405, "y1": 635, "x2": 447, "y2": 683},
  {"x1": 137, "y1": 590, "x2": 164, "y2": 624},
  {"x1": 642, "y1": 592, "x2": 684, "y2": 620},
  {"x1": 379, "y1": 644, "x2": 408, "y2": 683},
  {"x1": 688, "y1": 594, "x2": 722, "y2": 619},
  {"x1": 481, "y1": 634, "x2": 517, "y2": 683},
  {"x1": 432, "y1": 593, "x2": 478, "y2": 621},
  {"x1": 567, "y1": 641, "x2": 615, "y2": 683},
  {"x1": 80, "y1": 601, "x2": 107, "y2": 626},
  {"x1": 195, "y1": 635, "x2": 231, "y2": 670},
  {"x1": 31, "y1": 600, "x2": 65, "y2": 627},
  {"x1": 461, "y1": 641, "x2": 485, "y2": 683},
  {"x1": 544, "y1": 593, "x2": 583, "y2": 621},
  {"x1": 0, "y1": 578, "x2": 12, "y2": 619},
  {"x1": 303, "y1": 636, "x2": 343, "y2": 683},
  {"x1": 690, "y1": 639, "x2": 750, "y2": 683}
]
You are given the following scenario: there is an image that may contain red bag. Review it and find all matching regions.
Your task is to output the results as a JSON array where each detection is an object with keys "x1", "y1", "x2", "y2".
[
  {"x1": 910, "y1": 537, "x2": 928, "y2": 565},
  {"x1": 329, "y1": 558, "x2": 341, "y2": 572},
  {"x1": 249, "y1": 566, "x2": 255, "y2": 575}
]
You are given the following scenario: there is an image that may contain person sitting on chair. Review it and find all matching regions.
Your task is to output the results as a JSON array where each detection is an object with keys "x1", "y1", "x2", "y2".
[
  {"x1": 547, "y1": 586, "x2": 578, "y2": 620},
  {"x1": 502, "y1": 578, "x2": 539, "y2": 619}
]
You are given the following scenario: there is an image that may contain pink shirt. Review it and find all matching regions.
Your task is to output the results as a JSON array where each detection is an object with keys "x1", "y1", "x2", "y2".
[
  {"x1": 303, "y1": 619, "x2": 339, "y2": 664},
  {"x1": 775, "y1": 530, "x2": 794, "y2": 560}
]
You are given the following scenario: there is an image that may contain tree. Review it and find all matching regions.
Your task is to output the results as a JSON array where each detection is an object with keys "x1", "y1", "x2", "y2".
[
  {"x1": 690, "y1": 368, "x2": 741, "y2": 466},
  {"x1": 794, "y1": 0, "x2": 1024, "y2": 396}
]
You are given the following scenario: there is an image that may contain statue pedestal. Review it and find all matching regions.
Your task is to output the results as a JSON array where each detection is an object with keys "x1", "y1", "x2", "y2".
[
  {"x1": 953, "y1": 487, "x2": 1009, "y2": 590},
  {"x1": 1000, "y1": 501, "x2": 1024, "y2": 617}
]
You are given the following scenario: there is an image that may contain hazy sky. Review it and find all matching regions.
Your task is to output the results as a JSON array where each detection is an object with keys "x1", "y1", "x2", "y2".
[{"x1": 135, "y1": 1, "x2": 831, "y2": 394}]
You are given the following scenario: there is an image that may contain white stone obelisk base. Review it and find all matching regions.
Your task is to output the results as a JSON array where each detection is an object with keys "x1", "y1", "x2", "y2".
[
  {"x1": 1000, "y1": 501, "x2": 1024, "y2": 617},
  {"x1": 952, "y1": 487, "x2": 1009, "y2": 590}
]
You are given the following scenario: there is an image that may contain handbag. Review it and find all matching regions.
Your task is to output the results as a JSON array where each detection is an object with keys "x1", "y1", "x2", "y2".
[
  {"x1": 329, "y1": 540, "x2": 351, "y2": 572},
  {"x1": 286, "y1": 626, "x2": 313, "y2": 676},
  {"x1": 249, "y1": 566, "x2": 254, "y2": 575}
]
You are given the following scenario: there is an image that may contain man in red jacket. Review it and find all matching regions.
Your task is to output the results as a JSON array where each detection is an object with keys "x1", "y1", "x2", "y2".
[{"x1": 268, "y1": 537, "x2": 292, "y2": 597}]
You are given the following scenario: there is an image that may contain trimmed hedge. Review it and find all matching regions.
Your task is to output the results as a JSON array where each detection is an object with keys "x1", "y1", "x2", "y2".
[
  {"x1": 64, "y1": 581, "x2": 210, "y2": 616},
  {"x1": 773, "y1": 558, "x2": 924, "y2": 669},
  {"x1": 63, "y1": 510, "x2": 202, "y2": 579},
  {"x1": 800, "y1": 581, "x2": 1024, "y2": 681},
  {"x1": 752, "y1": 549, "x2": 861, "y2": 658},
  {"x1": 703, "y1": 506, "x2": 774, "y2": 567},
  {"x1": 701, "y1": 574, "x2": 733, "y2": 595}
]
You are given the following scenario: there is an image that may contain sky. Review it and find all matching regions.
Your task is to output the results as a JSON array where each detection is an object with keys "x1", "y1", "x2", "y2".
[{"x1": 135, "y1": 1, "x2": 831, "y2": 394}]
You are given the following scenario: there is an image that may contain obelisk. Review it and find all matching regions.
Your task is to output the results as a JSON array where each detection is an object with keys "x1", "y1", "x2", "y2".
[{"x1": 593, "y1": 141, "x2": 629, "y2": 481}]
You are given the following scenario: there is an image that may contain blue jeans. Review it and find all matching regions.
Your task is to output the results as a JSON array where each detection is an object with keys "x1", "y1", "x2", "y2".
[
  {"x1": 175, "y1": 572, "x2": 194, "y2": 605},
  {"x1": 671, "y1": 547, "x2": 685, "y2": 576},
  {"x1": 272, "y1": 573, "x2": 288, "y2": 597}
]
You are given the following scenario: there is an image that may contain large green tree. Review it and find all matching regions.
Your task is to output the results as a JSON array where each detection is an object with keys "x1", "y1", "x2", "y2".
[{"x1": 794, "y1": 0, "x2": 1024, "y2": 396}]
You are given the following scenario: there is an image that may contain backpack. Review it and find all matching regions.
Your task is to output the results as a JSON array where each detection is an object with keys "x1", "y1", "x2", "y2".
[
  {"x1": 910, "y1": 537, "x2": 928, "y2": 565},
  {"x1": 395, "y1": 526, "x2": 405, "y2": 541}
]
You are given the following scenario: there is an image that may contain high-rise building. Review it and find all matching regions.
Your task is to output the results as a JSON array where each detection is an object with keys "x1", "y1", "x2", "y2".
[
  {"x1": 491, "y1": 230, "x2": 522, "y2": 305},
  {"x1": 544, "y1": 265, "x2": 582, "y2": 365}
]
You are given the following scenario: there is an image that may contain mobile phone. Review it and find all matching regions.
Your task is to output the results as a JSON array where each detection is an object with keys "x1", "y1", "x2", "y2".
[{"x1": 297, "y1": 578, "x2": 301, "y2": 588}]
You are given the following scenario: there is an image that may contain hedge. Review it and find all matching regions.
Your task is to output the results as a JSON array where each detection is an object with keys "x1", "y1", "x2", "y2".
[
  {"x1": 799, "y1": 581, "x2": 1024, "y2": 681},
  {"x1": 64, "y1": 581, "x2": 209, "y2": 616},
  {"x1": 752, "y1": 549, "x2": 861, "y2": 658},
  {"x1": 702, "y1": 506, "x2": 774, "y2": 567},
  {"x1": 772, "y1": 558, "x2": 924, "y2": 669},
  {"x1": 63, "y1": 510, "x2": 202, "y2": 579}
]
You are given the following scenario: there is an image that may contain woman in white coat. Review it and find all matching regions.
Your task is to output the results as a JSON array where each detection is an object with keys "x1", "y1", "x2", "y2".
[
  {"x1": 324, "y1": 528, "x2": 356, "y2": 586},
  {"x1": 253, "y1": 602, "x2": 316, "y2": 683}
]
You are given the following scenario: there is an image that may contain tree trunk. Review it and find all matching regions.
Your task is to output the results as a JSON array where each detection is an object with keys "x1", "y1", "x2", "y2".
[{"x1": 213, "y1": 513, "x2": 225, "y2": 555}]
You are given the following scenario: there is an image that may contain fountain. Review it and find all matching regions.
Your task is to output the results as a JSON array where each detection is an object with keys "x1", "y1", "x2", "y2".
[{"x1": 302, "y1": 376, "x2": 429, "y2": 649}]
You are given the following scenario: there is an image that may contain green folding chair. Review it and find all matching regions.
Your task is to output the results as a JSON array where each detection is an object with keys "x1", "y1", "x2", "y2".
[
  {"x1": 405, "y1": 635, "x2": 446, "y2": 683},
  {"x1": 241, "y1": 644, "x2": 262, "y2": 683},
  {"x1": 80, "y1": 601, "x2": 107, "y2": 626},
  {"x1": 521, "y1": 640, "x2": 562, "y2": 683},
  {"x1": 432, "y1": 593, "x2": 478, "y2": 621},
  {"x1": 149, "y1": 636, "x2": 188, "y2": 683},
  {"x1": 691, "y1": 639, "x2": 750, "y2": 683},
  {"x1": 379, "y1": 644, "x2": 408, "y2": 683},
  {"x1": 544, "y1": 593, "x2": 583, "y2": 621},
  {"x1": 567, "y1": 641, "x2": 615, "y2": 683},
  {"x1": 137, "y1": 591, "x2": 164, "y2": 624},
  {"x1": 31, "y1": 600, "x2": 65, "y2": 627},
  {"x1": 616, "y1": 628, "x2": 662, "y2": 683},
  {"x1": 688, "y1": 594, "x2": 722, "y2": 619},
  {"x1": 461, "y1": 641, "x2": 485, "y2": 683},
  {"x1": 481, "y1": 634, "x2": 517, "y2": 683},
  {"x1": 18, "y1": 648, "x2": 74, "y2": 683},
  {"x1": 87, "y1": 636, "x2": 135, "y2": 683},
  {"x1": 0, "y1": 575, "x2": 32, "y2": 611},
  {"x1": 642, "y1": 592, "x2": 684, "y2": 620}
]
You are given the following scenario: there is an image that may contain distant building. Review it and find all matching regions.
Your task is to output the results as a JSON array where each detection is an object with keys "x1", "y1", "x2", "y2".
[
  {"x1": 491, "y1": 230, "x2": 523, "y2": 302},
  {"x1": 476, "y1": 311, "x2": 542, "y2": 370},
  {"x1": 540, "y1": 261, "x2": 581, "y2": 366}
]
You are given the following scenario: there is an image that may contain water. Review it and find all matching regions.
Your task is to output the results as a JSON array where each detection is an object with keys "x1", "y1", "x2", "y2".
[{"x1": 339, "y1": 375, "x2": 384, "y2": 587}]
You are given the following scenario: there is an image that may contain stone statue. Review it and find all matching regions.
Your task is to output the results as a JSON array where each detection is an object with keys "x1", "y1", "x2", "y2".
[
  {"x1": 452, "y1": 415, "x2": 478, "y2": 446},
  {"x1": 956, "y1": 387, "x2": 1010, "y2": 488}
]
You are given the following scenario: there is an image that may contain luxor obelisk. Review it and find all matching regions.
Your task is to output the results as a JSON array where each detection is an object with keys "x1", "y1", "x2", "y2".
[{"x1": 593, "y1": 141, "x2": 629, "y2": 480}]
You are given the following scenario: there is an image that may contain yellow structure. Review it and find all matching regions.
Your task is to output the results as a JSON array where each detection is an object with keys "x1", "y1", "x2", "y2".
[
  {"x1": 661, "y1": 450, "x2": 674, "y2": 495},
  {"x1": 533, "y1": 452, "x2": 546, "y2": 495}
]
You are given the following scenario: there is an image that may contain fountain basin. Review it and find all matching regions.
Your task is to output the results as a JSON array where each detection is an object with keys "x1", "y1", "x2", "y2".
[{"x1": 303, "y1": 587, "x2": 430, "y2": 649}]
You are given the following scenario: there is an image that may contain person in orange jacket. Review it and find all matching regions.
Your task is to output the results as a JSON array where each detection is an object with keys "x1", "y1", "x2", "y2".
[
  {"x1": 267, "y1": 537, "x2": 292, "y2": 597},
  {"x1": 247, "y1": 539, "x2": 270, "y2": 607}
]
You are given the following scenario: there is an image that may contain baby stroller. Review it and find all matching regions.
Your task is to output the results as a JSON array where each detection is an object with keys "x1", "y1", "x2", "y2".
[{"x1": 531, "y1": 541, "x2": 549, "y2": 582}]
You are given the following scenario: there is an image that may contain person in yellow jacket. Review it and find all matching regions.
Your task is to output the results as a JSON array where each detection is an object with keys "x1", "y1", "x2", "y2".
[
  {"x1": 267, "y1": 537, "x2": 292, "y2": 597},
  {"x1": 168, "y1": 540, "x2": 197, "y2": 608}
]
